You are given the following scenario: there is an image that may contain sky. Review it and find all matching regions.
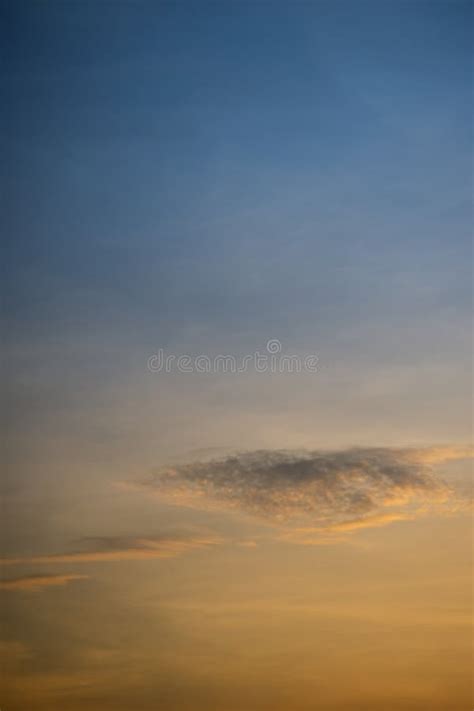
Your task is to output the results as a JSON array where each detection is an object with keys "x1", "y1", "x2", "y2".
[{"x1": 1, "y1": 1, "x2": 473, "y2": 710}]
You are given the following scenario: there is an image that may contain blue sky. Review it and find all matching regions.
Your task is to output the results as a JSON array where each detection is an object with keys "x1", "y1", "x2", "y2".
[
  {"x1": 3, "y1": 0, "x2": 472, "y2": 467},
  {"x1": 4, "y1": 0, "x2": 471, "y2": 338}
]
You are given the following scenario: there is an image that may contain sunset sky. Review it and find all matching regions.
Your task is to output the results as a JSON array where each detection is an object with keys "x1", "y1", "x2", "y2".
[{"x1": 2, "y1": 1, "x2": 473, "y2": 710}]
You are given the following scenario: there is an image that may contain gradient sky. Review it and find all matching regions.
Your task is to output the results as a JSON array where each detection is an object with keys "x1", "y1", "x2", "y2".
[{"x1": 1, "y1": 2, "x2": 473, "y2": 710}]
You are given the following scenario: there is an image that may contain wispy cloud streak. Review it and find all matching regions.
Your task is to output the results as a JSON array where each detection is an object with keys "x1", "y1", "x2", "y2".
[
  {"x1": 0, "y1": 574, "x2": 88, "y2": 592},
  {"x1": 0, "y1": 535, "x2": 221, "y2": 567}
]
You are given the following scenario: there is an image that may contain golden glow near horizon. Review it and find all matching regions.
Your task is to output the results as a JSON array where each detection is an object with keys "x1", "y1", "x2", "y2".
[{"x1": 2, "y1": 447, "x2": 472, "y2": 710}]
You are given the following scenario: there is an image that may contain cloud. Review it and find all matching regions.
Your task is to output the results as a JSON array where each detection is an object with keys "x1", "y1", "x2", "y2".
[
  {"x1": 0, "y1": 534, "x2": 221, "y2": 567},
  {"x1": 0, "y1": 574, "x2": 88, "y2": 592},
  {"x1": 138, "y1": 446, "x2": 471, "y2": 538},
  {"x1": 405, "y1": 445, "x2": 473, "y2": 465}
]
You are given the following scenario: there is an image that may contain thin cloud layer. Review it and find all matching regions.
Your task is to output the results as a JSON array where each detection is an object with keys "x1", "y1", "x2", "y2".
[
  {"x1": 0, "y1": 574, "x2": 88, "y2": 592},
  {"x1": 140, "y1": 446, "x2": 471, "y2": 534},
  {"x1": 1, "y1": 535, "x2": 221, "y2": 567}
]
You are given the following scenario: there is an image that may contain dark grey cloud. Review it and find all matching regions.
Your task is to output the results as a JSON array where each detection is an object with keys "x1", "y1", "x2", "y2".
[{"x1": 140, "y1": 447, "x2": 468, "y2": 533}]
